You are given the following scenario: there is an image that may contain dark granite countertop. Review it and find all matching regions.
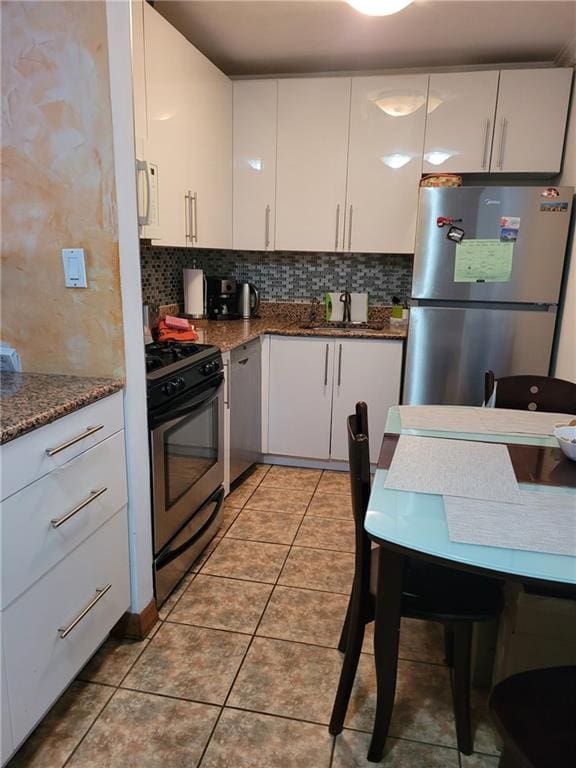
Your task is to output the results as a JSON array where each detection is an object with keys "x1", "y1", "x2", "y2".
[{"x1": 0, "y1": 373, "x2": 124, "y2": 445}]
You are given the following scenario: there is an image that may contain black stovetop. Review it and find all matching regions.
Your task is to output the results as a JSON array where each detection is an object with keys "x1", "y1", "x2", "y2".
[{"x1": 145, "y1": 341, "x2": 213, "y2": 374}]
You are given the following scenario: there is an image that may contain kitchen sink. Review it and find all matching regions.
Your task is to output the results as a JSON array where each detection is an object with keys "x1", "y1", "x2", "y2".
[{"x1": 298, "y1": 321, "x2": 386, "y2": 331}]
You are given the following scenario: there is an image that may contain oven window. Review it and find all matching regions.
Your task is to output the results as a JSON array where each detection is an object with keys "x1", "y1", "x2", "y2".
[{"x1": 163, "y1": 398, "x2": 218, "y2": 508}]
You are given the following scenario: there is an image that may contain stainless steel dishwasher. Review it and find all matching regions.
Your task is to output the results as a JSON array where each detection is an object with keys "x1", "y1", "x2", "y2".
[{"x1": 230, "y1": 338, "x2": 262, "y2": 483}]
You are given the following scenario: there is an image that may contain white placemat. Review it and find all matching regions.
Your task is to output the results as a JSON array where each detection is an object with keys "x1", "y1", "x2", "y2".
[
  {"x1": 478, "y1": 408, "x2": 574, "y2": 437},
  {"x1": 383, "y1": 435, "x2": 522, "y2": 504},
  {"x1": 444, "y1": 491, "x2": 576, "y2": 556},
  {"x1": 398, "y1": 406, "x2": 485, "y2": 433}
]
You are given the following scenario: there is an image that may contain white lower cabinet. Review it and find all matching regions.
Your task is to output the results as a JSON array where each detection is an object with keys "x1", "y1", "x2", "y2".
[
  {"x1": 268, "y1": 336, "x2": 335, "y2": 459},
  {"x1": 1, "y1": 618, "x2": 13, "y2": 766},
  {"x1": 3, "y1": 510, "x2": 130, "y2": 746},
  {"x1": 330, "y1": 339, "x2": 403, "y2": 463},
  {"x1": 267, "y1": 336, "x2": 402, "y2": 462}
]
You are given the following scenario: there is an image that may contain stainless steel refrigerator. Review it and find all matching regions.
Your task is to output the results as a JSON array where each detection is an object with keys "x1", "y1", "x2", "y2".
[{"x1": 403, "y1": 186, "x2": 573, "y2": 405}]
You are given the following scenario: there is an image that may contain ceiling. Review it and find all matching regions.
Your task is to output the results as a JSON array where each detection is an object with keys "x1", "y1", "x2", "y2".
[{"x1": 153, "y1": 0, "x2": 576, "y2": 76}]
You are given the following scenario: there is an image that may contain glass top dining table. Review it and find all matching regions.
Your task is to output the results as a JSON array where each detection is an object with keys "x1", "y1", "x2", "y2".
[{"x1": 365, "y1": 406, "x2": 576, "y2": 586}]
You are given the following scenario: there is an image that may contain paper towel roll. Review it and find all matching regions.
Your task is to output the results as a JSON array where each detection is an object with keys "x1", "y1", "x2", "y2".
[{"x1": 183, "y1": 268, "x2": 204, "y2": 317}]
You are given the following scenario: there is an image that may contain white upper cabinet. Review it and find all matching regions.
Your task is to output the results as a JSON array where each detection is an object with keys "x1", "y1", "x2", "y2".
[
  {"x1": 423, "y1": 71, "x2": 499, "y2": 174},
  {"x1": 275, "y1": 78, "x2": 351, "y2": 252},
  {"x1": 187, "y1": 44, "x2": 232, "y2": 249},
  {"x1": 233, "y1": 80, "x2": 278, "y2": 251},
  {"x1": 491, "y1": 68, "x2": 573, "y2": 174},
  {"x1": 346, "y1": 74, "x2": 428, "y2": 254}
]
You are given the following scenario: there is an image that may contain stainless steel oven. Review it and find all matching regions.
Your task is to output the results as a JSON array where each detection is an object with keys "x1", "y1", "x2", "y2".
[{"x1": 146, "y1": 342, "x2": 225, "y2": 605}]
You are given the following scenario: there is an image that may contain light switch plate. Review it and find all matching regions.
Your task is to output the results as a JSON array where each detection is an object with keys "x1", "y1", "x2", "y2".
[{"x1": 62, "y1": 248, "x2": 87, "y2": 288}]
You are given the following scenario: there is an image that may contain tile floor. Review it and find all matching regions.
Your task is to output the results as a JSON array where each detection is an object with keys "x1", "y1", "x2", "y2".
[{"x1": 8, "y1": 465, "x2": 501, "y2": 768}]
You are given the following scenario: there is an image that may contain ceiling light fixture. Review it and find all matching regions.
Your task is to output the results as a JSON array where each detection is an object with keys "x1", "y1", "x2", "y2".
[{"x1": 346, "y1": 0, "x2": 413, "y2": 16}]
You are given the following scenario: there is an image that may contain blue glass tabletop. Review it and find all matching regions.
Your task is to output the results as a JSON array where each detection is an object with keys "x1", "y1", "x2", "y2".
[{"x1": 365, "y1": 407, "x2": 576, "y2": 585}]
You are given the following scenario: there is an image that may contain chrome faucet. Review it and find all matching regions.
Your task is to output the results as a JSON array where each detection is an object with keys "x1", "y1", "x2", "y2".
[{"x1": 340, "y1": 291, "x2": 351, "y2": 323}]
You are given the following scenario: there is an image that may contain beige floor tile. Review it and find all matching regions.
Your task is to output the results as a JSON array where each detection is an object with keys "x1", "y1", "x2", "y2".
[
  {"x1": 8, "y1": 682, "x2": 113, "y2": 768},
  {"x1": 122, "y1": 622, "x2": 250, "y2": 704},
  {"x1": 244, "y1": 486, "x2": 313, "y2": 514},
  {"x1": 239, "y1": 463, "x2": 271, "y2": 487},
  {"x1": 66, "y1": 689, "x2": 219, "y2": 768},
  {"x1": 257, "y1": 585, "x2": 348, "y2": 648},
  {"x1": 168, "y1": 575, "x2": 273, "y2": 633},
  {"x1": 224, "y1": 483, "x2": 255, "y2": 509},
  {"x1": 261, "y1": 466, "x2": 322, "y2": 492},
  {"x1": 362, "y1": 619, "x2": 445, "y2": 665},
  {"x1": 469, "y1": 689, "x2": 501, "y2": 757},
  {"x1": 201, "y1": 709, "x2": 332, "y2": 768},
  {"x1": 307, "y1": 492, "x2": 353, "y2": 520},
  {"x1": 293, "y1": 516, "x2": 355, "y2": 552},
  {"x1": 228, "y1": 637, "x2": 342, "y2": 724},
  {"x1": 345, "y1": 654, "x2": 457, "y2": 747},
  {"x1": 460, "y1": 755, "x2": 500, "y2": 768},
  {"x1": 226, "y1": 508, "x2": 303, "y2": 545},
  {"x1": 219, "y1": 506, "x2": 242, "y2": 534},
  {"x1": 317, "y1": 470, "x2": 351, "y2": 495},
  {"x1": 190, "y1": 536, "x2": 222, "y2": 573},
  {"x1": 333, "y1": 730, "x2": 460, "y2": 768},
  {"x1": 78, "y1": 637, "x2": 148, "y2": 686},
  {"x1": 158, "y1": 572, "x2": 195, "y2": 620},
  {"x1": 201, "y1": 538, "x2": 289, "y2": 583},
  {"x1": 278, "y1": 546, "x2": 355, "y2": 594}
]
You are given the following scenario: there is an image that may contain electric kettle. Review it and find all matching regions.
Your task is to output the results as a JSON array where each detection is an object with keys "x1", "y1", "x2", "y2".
[{"x1": 237, "y1": 283, "x2": 260, "y2": 319}]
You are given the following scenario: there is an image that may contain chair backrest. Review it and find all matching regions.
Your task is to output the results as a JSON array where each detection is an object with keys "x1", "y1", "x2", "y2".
[
  {"x1": 484, "y1": 370, "x2": 576, "y2": 414},
  {"x1": 347, "y1": 402, "x2": 372, "y2": 593}
]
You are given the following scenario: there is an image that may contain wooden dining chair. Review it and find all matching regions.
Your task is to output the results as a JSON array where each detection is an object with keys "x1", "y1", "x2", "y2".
[
  {"x1": 329, "y1": 402, "x2": 504, "y2": 760},
  {"x1": 489, "y1": 666, "x2": 576, "y2": 767},
  {"x1": 484, "y1": 371, "x2": 576, "y2": 414}
]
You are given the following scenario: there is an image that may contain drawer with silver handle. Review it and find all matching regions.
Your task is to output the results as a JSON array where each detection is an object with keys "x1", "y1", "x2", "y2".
[
  {"x1": 1, "y1": 391, "x2": 123, "y2": 502},
  {"x1": 1, "y1": 431, "x2": 127, "y2": 609},
  {"x1": 2, "y1": 509, "x2": 130, "y2": 747}
]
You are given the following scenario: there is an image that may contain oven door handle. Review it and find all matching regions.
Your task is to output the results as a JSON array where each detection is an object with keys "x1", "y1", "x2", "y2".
[{"x1": 149, "y1": 375, "x2": 223, "y2": 430}]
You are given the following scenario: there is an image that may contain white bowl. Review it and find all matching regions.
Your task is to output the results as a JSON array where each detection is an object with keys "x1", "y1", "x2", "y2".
[{"x1": 554, "y1": 424, "x2": 576, "y2": 462}]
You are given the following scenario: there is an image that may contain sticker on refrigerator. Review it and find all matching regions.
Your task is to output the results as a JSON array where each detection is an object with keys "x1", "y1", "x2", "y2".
[
  {"x1": 454, "y1": 240, "x2": 514, "y2": 283},
  {"x1": 540, "y1": 201, "x2": 569, "y2": 213},
  {"x1": 499, "y1": 216, "x2": 520, "y2": 242}
]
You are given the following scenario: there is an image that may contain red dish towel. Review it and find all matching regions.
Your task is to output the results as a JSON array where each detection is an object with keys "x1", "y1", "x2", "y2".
[{"x1": 157, "y1": 318, "x2": 198, "y2": 342}]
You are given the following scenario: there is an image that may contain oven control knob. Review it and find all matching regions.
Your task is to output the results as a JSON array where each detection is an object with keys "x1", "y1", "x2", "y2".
[
  {"x1": 162, "y1": 381, "x2": 176, "y2": 395},
  {"x1": 176, "y1": 377, "x2": 185, "y2": 390}
]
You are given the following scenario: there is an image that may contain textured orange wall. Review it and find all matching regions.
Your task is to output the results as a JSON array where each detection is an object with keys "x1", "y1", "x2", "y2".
[{"x1": 1, "y1": 1, "x2": 124, "y2": 377}]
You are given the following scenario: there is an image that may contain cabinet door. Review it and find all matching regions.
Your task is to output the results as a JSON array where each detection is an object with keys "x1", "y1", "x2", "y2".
[
  {"x1": 330, "y1": 339, "x2": 403, "y2": 463},
  {"x1": 491, "y1": 68, "x2": 572, "y2": 174},
  {"x1": 233, "y1": 80, "x2": 277, "y2": 251},
  {"x1": 275, "y1": 78, "x2": 351, "y2": 252},
  {"x1": 346, "y1": 74, "x2": 428, "y2": 254},
  {"x1": 268, "y1": 337, "x2": 334, "y2": 459},
  {"x1": 143, "y1": 3, "x2": 190, "y2": 246},
  {"x1": 424, "y1": 71, "x2": 499, "y2": 174},
  {"x1": 187, "y1": 44, "x2": 232, "y2": 249}
]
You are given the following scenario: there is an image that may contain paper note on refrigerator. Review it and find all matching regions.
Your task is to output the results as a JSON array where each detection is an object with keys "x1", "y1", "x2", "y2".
[{"x1": 453, "y1": 239, "x2": 514, "y2": 283}]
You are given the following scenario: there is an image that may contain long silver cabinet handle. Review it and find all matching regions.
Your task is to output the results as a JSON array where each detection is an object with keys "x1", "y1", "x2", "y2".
[
  {"x1": 497, "y1": 118, "x2": 508, "y2": 169},
  {"x1": 265, "y1": 205, "x2": 271, "y2": 249},
  {"x1": 481, "y1": 119, "x2": 490, "y2": 170},
  {"x1": 324, "y1": 344, "x2": 329, "y2": 386},
  {"x1": 58, "y1": 584, "x2": 112, "y2": 639},
  {"x1": 334, "y1": 204, "x2": 340, "y2": 250},
  {"x1": 136, "y1": 160, "x2": 151, "y2": 225},
  {"x1": 224, "y1": 360, "x2": 230, "y2": 408},
  {"x1": 51, "y1": 487, "x2": 107, "y2": 529},
  {"x1": 192, "y1": 193, "x2": 198, "y2": 243},
  {"x1": 338, "y1": 344, "x2": 343, "y2": 386},
  {"x1": 184, "y1": 190, "x2": 191, "y2": 242},
  {"x1": 347, "y1": 205, "x2": 353, "y2": 251},
  {"x1": 46, "y1": 425, "x2": 104, "y2": 457}
]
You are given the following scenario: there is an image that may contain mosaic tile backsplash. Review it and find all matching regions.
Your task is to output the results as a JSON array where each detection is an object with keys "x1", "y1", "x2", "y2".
[{"x1": 140, "y1": 246, "x2": 413, "y2": 307}]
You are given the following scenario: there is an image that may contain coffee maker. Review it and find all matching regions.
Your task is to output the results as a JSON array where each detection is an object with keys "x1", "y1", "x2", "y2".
[{"x1": 206, "y1": 277, "x2": 239, "y2": 320}]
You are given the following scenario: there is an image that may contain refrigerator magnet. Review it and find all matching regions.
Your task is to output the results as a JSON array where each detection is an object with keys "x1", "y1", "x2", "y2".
[
  {"x1": 540, "y1": 201, "x2": 569, "y2": 213},
  {"x1": 446, "y1": 226, "x2": 465, "y2": 243},
  {"x1": 500, "y1": 216, "x2": 520, "y2": 242}
]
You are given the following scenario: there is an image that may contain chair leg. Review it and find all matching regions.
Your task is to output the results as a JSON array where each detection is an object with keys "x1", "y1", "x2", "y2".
[
  {"x1": 329, "y1": 598, "x2": 366, "y2": 735},
  {"x1": 452, "y1": 621, "x2": 474, "y2": 755},
  {"x1": 367, "y1": 550, "x2": 404, "y2": 763},
  {"x1": 444, "y1": 624, "x2": 455, "y2": 667},
  {"x1": 338, "y1": 597, "x2": 352, "y2": 653}
]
